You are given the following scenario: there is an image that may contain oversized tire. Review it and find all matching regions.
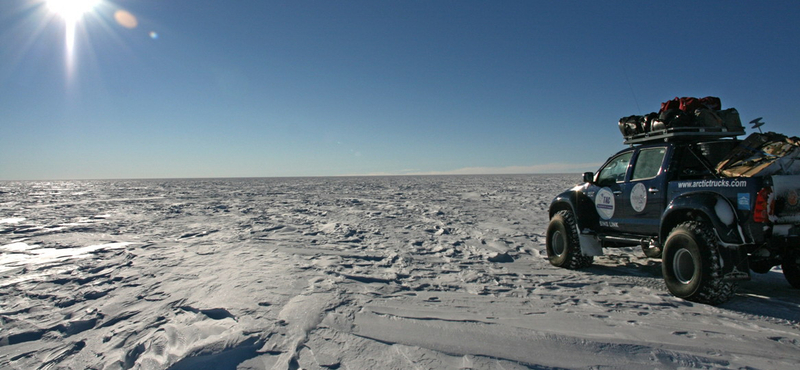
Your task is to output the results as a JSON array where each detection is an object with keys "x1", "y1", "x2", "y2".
[
  {"x1": 662, "y1": 221, "x2": 736, "y2": 305},
  {"x1": 781, "y1": 251, "x2": 800, "y2": 289},
  {"x1": 546, "y1": 210, "x2": 593, "y2": 269}
]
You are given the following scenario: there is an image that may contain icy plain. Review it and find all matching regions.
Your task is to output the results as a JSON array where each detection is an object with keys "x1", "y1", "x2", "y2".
[{"x1": 0, "y1": 175, "x2": 798, "y2": 369}]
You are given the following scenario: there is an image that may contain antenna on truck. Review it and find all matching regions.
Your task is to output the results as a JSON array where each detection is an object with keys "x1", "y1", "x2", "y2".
[{"x1": 750, "y1": 117, "x2": 765, "y2": 133}]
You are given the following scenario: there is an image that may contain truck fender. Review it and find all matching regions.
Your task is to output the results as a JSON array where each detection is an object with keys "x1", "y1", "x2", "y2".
[
  {"x1": 549, "y1": 185, "x2": 604, "y2": 256},
  {"x1": 661, "y1": 192, "x2": 744, "y2": 245},
  {"x1": 549, "y1": 184, "x2": 599, "y2": 230}
]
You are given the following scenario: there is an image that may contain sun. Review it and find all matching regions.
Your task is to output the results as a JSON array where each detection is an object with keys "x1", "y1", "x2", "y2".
[
  {"x1": 47, "y1": 0, "x2": 100, "y2": 23},
  {"x1": 45, "y1": 0, "x2": 101, "y2": 76}
]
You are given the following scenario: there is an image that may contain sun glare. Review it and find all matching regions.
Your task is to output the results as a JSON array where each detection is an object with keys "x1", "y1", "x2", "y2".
[
  {"x1": 47, "y1": 0, "x2": 100, "y2": 23},
  {"x1": 45, "y1": 0, "x2": 101, "y2": 77}
]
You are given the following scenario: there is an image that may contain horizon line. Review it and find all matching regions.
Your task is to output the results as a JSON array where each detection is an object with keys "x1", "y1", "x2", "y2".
[{"x1": 0, "y1": 162, "x2": 601, "y2": 182}]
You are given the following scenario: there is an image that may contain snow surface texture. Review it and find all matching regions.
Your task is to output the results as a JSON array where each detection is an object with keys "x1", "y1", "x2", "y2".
[{"x1": 0, "y1": 175, "x2": 798, "y2": 370}]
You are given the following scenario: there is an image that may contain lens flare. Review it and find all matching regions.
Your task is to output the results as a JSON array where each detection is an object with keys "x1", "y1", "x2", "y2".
[{"x1": 114, "y1": 10, "x2": 138, "y2": 29}]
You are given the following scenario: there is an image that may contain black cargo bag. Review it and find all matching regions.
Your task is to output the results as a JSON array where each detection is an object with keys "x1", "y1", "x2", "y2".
[
  {"x1": 618, "y1": 115, "x2": 645, "y2": 138},
  {"x1": 717, "y1": 108, "x2": 743, "y2": 132}
]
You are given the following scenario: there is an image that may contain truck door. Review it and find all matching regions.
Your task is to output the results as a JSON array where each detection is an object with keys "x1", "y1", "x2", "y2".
[
  {"x1": 617, "y1": 146, "x2": 669, "y2": 235},
  {"x1": 592, "y1": 150, "x2": 634, "y2": 232}
]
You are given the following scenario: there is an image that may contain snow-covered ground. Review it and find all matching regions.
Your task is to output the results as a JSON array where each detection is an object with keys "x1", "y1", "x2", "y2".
[{"x1": 0, "y1": 175, "x2": 798, "y2": 370}]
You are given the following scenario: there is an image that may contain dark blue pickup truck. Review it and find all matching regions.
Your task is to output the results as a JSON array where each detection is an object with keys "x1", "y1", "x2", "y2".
[{"x1": 547, "y1": 128, "x2": 800, "y2": 305}]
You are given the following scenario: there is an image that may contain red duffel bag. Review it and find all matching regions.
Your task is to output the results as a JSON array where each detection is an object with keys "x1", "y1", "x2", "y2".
[{"x1": 660, "y1": 96, "x2": 721, "y2": 113}]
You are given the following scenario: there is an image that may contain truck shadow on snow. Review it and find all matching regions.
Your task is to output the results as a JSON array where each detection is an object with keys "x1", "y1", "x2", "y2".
[{"x1": 582, "y1": 258, "x2": 800, "y2": 322}]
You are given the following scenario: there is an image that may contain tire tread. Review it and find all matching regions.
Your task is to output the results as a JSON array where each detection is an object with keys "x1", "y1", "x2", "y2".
[
  {"x1": 548, "y1": 210, "x2": 593, "y2": 269},
  {"x1": 664, "y1": 221, "x2": 736, "y2": 305}
]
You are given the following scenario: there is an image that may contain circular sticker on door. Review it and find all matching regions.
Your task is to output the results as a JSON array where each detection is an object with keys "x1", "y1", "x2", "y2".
[
  {"x1": 595, "y1": 187, "x2": 615, "y2": 220},
  {"x1": 630, "y1": 183, "x2": 648, "y2": 213}
]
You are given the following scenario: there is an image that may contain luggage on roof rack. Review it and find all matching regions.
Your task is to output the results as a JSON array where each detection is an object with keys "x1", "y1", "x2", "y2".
[{"x1": 619, "y1": 96, "x2": 745, "y2": 144}]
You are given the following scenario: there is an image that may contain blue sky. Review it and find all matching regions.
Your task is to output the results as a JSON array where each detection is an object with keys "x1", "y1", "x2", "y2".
[{"x1": 1, "y1": 0, "x2": 799, "y2": 180}]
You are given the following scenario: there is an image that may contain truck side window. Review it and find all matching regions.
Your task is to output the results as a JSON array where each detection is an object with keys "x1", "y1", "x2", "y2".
[
  {"x1": 674, "y1": 146, "x2": 713, "y2": 180},
  {"x1": 632, "y1": 147, "x2": 667, "y2": 181},
  {"x1": 597, "y1": 152, "x2": 633, "y2": 186}
]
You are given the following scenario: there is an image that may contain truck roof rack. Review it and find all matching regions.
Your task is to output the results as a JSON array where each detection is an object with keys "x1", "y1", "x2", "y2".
[{"x1": 623, "y1": 126, "x2": 745, "y2": 145}]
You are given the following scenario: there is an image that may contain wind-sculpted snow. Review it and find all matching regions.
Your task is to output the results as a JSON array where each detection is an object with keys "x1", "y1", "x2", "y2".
[{"x1": 0, "y1": 175, "x2": 798, "y2": 369}]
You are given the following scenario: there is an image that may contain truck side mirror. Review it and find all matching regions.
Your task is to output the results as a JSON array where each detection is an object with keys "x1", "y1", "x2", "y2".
[{"x1": 583, "y1": 172, "x2": 594, "y2": 183}]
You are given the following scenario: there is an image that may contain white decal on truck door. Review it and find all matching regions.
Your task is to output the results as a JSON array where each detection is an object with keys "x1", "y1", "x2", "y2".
[
  {"x1": 595, "y1": 187, "x2": 615, "y2": 220},
  {"x1": 630, "y1": 183, "x2": 647, "y2": 213}
]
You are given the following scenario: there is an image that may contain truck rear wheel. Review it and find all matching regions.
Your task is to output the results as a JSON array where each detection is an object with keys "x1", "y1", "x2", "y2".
[
  {"x1": 662, "y1": 221, "x2": 736, "y2": 305},
  {"x1": 782, "y1": 252, "x2": 800, "y2": 289},
  {"x1": 546, "y1": 210, "x2": 593, "y2": 269}
]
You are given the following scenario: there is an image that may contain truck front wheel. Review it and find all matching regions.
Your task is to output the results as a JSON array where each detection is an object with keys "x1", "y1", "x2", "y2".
[
  {"x1": 546, "y1": 210, "x2": 593, "y2": 269},
  {"x1": 782, "y1": 252, "x2": 800, "y2": 289},
  {"x1": 662, "y1": 221, "x2": 736, "y2": 305}
]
